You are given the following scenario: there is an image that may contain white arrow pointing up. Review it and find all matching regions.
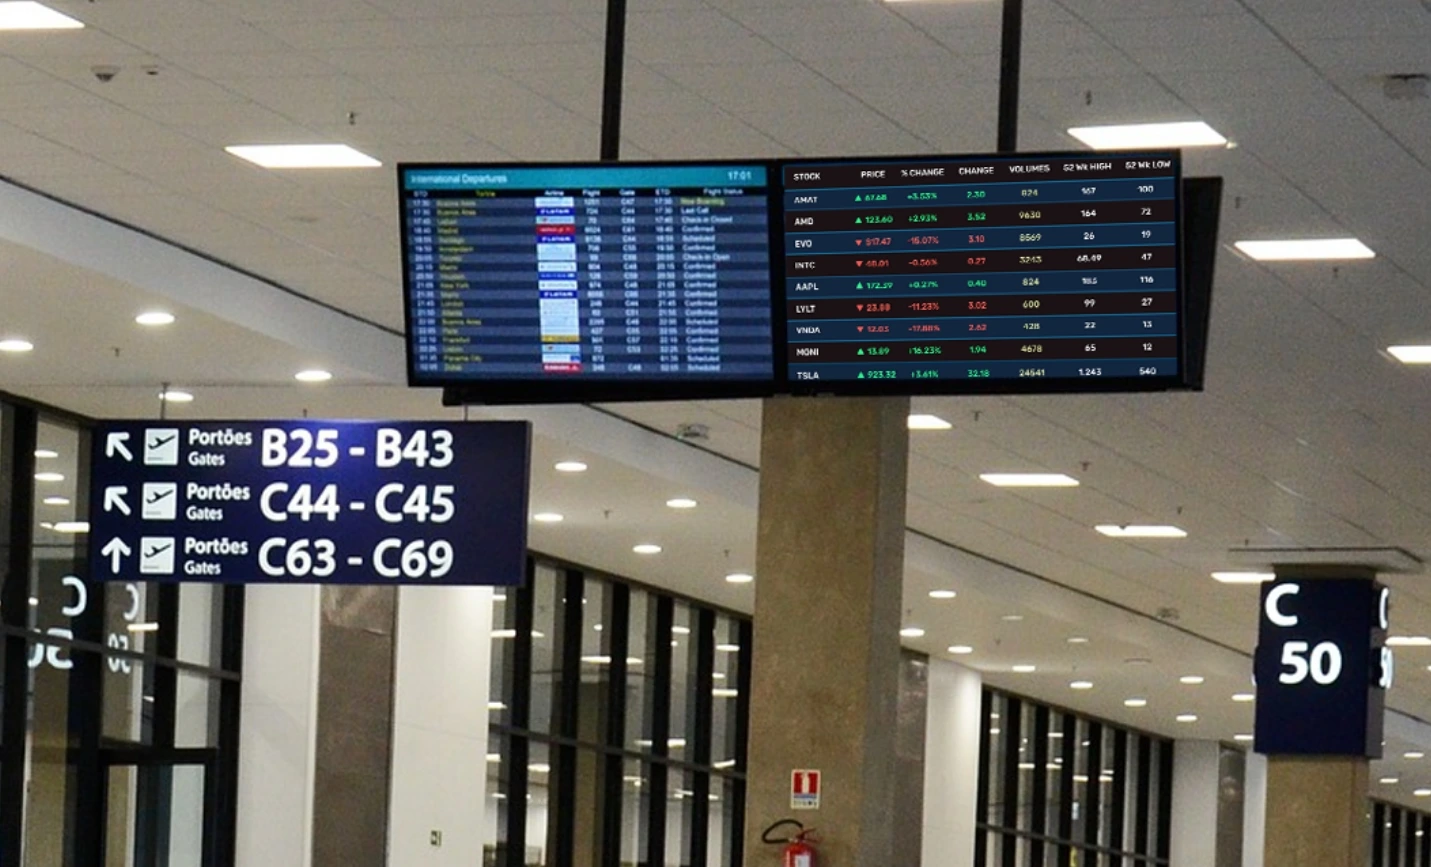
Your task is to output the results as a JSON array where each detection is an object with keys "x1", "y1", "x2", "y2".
[
  {"x1": 103, "y1": 486, "x2": 131, "y2": 516},
  {"x1": 105, "y1": 432, "x2": 133, "y2": 462},
  {"x1": 101, "y1": 537, "x2": 131, "y2": 573}
]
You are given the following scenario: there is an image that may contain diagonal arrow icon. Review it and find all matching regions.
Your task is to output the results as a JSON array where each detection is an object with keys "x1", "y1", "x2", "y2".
[
  {"x1": 104, "y1": 486, "x2": 131, "y2": 516},
  {"x1": 106, "y1": 431, "x2": 133, "y2": 462},
  {"x1": 101, "y1": 537, "x2": 132, "y2": 573}
]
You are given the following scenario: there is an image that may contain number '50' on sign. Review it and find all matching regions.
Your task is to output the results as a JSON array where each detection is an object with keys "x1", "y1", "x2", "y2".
[{"x1": 1264, "y1": 583, "x2": 1393, "y2": 690}]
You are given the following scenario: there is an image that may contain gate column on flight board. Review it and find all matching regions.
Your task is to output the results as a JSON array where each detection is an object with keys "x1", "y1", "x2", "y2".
[
  {"x1": 1238, "y1": 549, "x2": 1420, "y2": 867},
  {"x1": 744, "y1": 396, "x2": 909, "y2": 866}
]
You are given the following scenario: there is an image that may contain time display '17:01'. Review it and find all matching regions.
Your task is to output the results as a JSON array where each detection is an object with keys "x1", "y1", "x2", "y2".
[{"x1": 782, "y1": 153, "x2": 1181, "y2": 389}]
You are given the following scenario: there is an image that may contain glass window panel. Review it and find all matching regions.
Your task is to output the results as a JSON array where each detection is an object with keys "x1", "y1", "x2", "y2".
[
  {"x1": 166, "y1": 764, "x2": 207, "y2": 863},
  {"x1": 579, "y1": 578, "x2": 608, "y2": 745},
  {"x1": 712, "y1": 616, "x2": 741, "y2": 768},
  {"x1": 103, "y1": 652, "x2": 156, "y2": 745},
  {"x1": 174, "y1": 670, "x2": 218, "y2": 748},
  {"x1": 671, "y1": 603, "x2": 695, "y2": 752},
  {"x1": 528, "y1": 740, "x2": 553, "y2": 866},
  {"x1": 986, "y1": 693, "x2": 1006, "y2": 826},
  {"x1": 666, "y1": 768, "x2": 694, "y2": 867},
  {"x1": 530, "y1": 565, "x2": 560, "y2": 734},
  {"x1": 489, "y1": 588, "x2": 512, "y2": 729},
  {"x1": 31, "y1": 420, "x2": 83, "y2": 635},
  {"x1": 1017, "y1": 699, "x2": 1036, "y2": 831},
  {"x1": 620, "y1": 760, "x2": 650, "y2": 867},
  {"x1": 484, "y1": 732, "x2": 507, "y2": 867},
  {"x1": 708, "y1": 775, "x2": 736, "y2": 867},
  {"x1": 176, "y1": 582, "x2": 221, "y2": 666},
  {"x1": 105, "y1": 765, "x2": 138, "y2": 867},
  {"x1": 627, "y1": 591, "x2": 653, "y2": 753},
  {"x1": 24, "y1": 639, "x2": 74, "y2": 866}
]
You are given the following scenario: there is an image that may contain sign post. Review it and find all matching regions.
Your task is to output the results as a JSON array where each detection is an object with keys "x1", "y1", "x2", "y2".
[{"x1": 89, "y1": 420, "x2": 531, "y2": 585}]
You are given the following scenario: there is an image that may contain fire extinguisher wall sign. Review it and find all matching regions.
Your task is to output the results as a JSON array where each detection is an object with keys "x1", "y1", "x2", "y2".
[{"x1": 790, "y1": 769, "x2": 821, "y2": 810}]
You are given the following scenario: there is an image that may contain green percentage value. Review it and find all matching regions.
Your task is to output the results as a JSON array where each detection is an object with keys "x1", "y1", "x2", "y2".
[
  {"x1": 909, "y1": 346, "x2": 943, "y2": 356},
  {"x1": 909, "y1": 281, "x2": 939, "y2": 290},
  {"x1": 910, "y1": 214, "x2": 938, "y2": 223},
  {"x1": 907, "y1": 192, "x2": 938, "y2": 201},
  {"x1": 912, "y1": 370, "x2": 941, "y2": 379}
]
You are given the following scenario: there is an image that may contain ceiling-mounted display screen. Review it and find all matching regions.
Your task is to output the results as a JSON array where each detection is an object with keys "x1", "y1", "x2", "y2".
[
  {"x1": 400, "y1": 163, "x2": 776, "y2": 403},
  {"x1": 781, "y1": 152, "x2": 1183, "y2": 394}
]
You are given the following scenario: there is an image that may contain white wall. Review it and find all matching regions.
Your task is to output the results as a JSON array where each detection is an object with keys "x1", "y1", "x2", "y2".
[
  {"x1": 387, "y1": 586, "x2": 495, "y2": 864},
  {"x1": 236, "y1": 585, "x2": 322, "y2": 867},
  {"x1": 1242, "y1": 752, "x2": 1267, "y2": 867},
  {"x1": 1171, "y1": 740, "x2": 1222, "y2": 867},
  {"x1": 922, "y1": 660, "x2": 982, "y2": 867}
]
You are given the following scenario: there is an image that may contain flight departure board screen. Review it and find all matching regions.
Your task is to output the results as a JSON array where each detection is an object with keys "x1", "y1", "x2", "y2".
[
  {"x1": 400, "y1": 163, "x2": 776, "y2": 402},
  {"x1": 782, "y1": 152, "x2": 1183, "y2": 394}
]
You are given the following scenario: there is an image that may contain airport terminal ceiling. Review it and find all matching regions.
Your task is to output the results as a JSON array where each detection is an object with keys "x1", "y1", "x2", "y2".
[{"x1": 3, "y1": 0, "x2": 1431, "y2": 805}]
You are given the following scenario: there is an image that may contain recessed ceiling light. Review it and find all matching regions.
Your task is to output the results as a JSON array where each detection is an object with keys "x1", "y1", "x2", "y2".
[
  {"x1": 34, "y1": 472, "x2": 63, "y2": 482},
  {"x1": 948, "y1": 645, "x2": 974, "y2": 655},
  {"x1": 128, "y1": 622, "x2": 160, "y2": 633},
  {"x1": 1012, "y1": 664, "x2": 1037, "y2": 673},
  {"x1": 1070, "y1": 681, "x2": 1094, "y2": 690},
  {"x1": 1387, "y1": 636, "x2": 1431, "y2": 647},
  {"x1": 295, "y1": 369, "x2": 333, "y2": 383},
  {"x1": 1067, "y1": 636, "x2": 1090, "y2": 645},
  {"x1": 1232, "y1": 693, "x2": 1255, "y2": 703},
  {"x1": 1124, "y1": 698, "x2": 1148, "y2": 708},
  {"x1": 907, "y1": 414, "x2": 952, "y2": 431},
  {"x1": 555, "y1": 460, "x2": 588, "y2": 473},
  {"x1": 672, "y1": 626, "x2": 691, "y2": 636},
  {"x1": 0, "y1": 338, "x2": 34, "y2": 353},
  {"x1": 487, "y1": 701, "x2": 506, "y2": 710},
  {"x1": 725, "y1": 572, "x2": 754, "y2": 584},
  {"x1": 633, "y1": 543, "x2": 662, "y2": 555},
  {"x1": 0, "y1": 2, "x2": 83, "y2": 29},
  {"x1": 980, "y1": 473, "x2": 1080, "y2": 487},
  {"x1": 1388, "y1": 346, "x2": 1431, "y2": 364},
  {"x1": 713, "y1": 688, "x2": 739, "y2": 698},
  {"x1": 1068, "y1": 121, "x2": 1227, "y2": 149},
  {"x1": 1001, "y1": 614, "x2": 1025, "y2": 622},
  {"x1": 42, "y1": 496, "x2": 69, "y2": 506},
  {"x1": 929, "y1": 589, "x2": 957, "y2": 600},
  {"x1": 580, "y1": 655, "x2": 613, "y2": 665},
  {"x1": 900, "y1": 627, "x2": 926, "y2": 638},
  {"x1": 1176, "y1": 714, "x2": 1199, "y2": 723},
  {"x1": 1180, "y1": 675, "x2": 1206, "y2": 685},
  {"x1": 225, "y1": 144, "x2": 381, "y2": 169},
  {"x1": 1380, "y1": 777, "x2": 1401, "y2": 785},
  {"x1": 528, "y1": 763, "x2": 551, "y2": 774},
  {"x1": 1405, "y1": 751, "x2": 1426, "y2": 759},
  {"x1": 53, "y1": 521, "x2": 89, "y2": 534},
  {"x1": 159, "y1": 389, "x2": 194, "y2": 403},
  {"x1": 665, "y1": 497, "x2": 698, "y2": 509},
  {"x1": 486, "y1": 753, "x2": 502, "y2": 763},
  {"x1": 27, "y1": 597, "x2": 37, "y2": 607},
  {"x1": 33, "y1": 449, "x2": 58, "y2": 459},
  {"x1": 1096, "y1": 524, "x2": 1187, "y2": 538},
  {"x1": 1234, "y1": 239, "x2": 1374, "y2": 262},
  {"x1": 532, "y1": 512, "x2": 564, "y2": 523},
  {"x1": 716, "y1": 644, "x2": 740, "y2": 653},
  {"x1": 1233, "y1": 734, "x2": 1254, "y2": 743},
  {"x1": 1212, "y1": 571, "x2": 1275, "y2": 584},
  {"x1": 135, "y1": 311, "x2": 175, "y2": 326},
  {"x1": 1416, "y1": 788, "x2": 1431, "y2": 797}
]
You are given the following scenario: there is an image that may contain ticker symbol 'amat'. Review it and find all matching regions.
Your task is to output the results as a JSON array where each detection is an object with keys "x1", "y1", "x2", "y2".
[
  {"x1": 103, "y1": 486, "x2": 131, "y2": 516},
  {"x1": 101, "y1": 537, "x2": 132, "y2": 572},
  {"x1": 105, "y1": 432, "x2": 133, "y2": 462}
]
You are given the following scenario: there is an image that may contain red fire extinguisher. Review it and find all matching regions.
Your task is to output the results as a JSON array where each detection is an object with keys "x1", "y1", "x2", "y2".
[{"x1": 763, "y1": 819, "x2": 817, "y2": 867}]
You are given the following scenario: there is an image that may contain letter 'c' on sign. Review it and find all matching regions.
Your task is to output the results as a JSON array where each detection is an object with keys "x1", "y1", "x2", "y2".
[{"x1": 1266, "y1": 583, "x2": 1300, "y2": 628}]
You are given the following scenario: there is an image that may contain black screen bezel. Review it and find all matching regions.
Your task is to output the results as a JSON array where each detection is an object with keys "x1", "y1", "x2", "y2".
[
  {"x1": 776, "y1": 149, "x2": 1188, "y2": 398},
  {"x1": 398, "y1": 159, "x2": 784, "y2": 405}
]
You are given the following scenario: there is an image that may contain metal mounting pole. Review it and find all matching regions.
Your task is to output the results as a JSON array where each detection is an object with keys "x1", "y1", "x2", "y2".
[
  {"x1": 599, "y1": 0, "x2": 629, "y2": 161},
  {"x1": 997, "y1": 0, "x2": 1024, "y2": 153}
]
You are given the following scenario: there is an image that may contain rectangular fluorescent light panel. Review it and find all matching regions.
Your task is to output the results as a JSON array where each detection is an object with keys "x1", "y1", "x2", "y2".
[
  {"x1": 1386, "y1": 636, "x2": 1431, "y2": 647},
  {"x1": 1387, "y1": 346, "x2": 1431, "y2": 364},
  {"x1": 225, "y1": 144, "x2": 381, "y2": 169},
  {"x1": 1234, "y1": 239, "x2": 1374, "y2": 261},
  {"x1": 1068, "y1": 121, "x2": 1226, "y2": 150},
  {"x1": 1095, "y1": 524, "x2": 1188, "y2": 538},
  {"x1": 907, "y1": 414, "x2": 952, "y2": 431},
  {"x1": 0, "y1": 2, "x2": 83, "y2": 29},
  {"x1": 1212, "y1": 571, "x2": 1274, "y2": 584},
  {"x1": 981, "y1": 473, "x2": 1080, "y2": 487}
]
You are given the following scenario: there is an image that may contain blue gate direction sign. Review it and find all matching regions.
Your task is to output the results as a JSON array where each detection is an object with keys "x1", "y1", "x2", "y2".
[{"x1": 88, "y1": 421, "x2": 531, "y2": 585}]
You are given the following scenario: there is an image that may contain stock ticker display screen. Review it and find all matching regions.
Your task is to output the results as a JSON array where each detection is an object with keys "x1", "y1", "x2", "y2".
[
  {"x1": 781, "y1": 152, "x2": 1183, "y2": 392},
  {"x1": 400, "y1": 163, "x2": 776, "y2": 399}
]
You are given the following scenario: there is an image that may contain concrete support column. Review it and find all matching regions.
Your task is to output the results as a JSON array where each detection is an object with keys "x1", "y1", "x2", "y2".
[
  {"x1": 1262, "y1": 758, "x2": 1369, "y2": 867},
  {"x1": 745, "y1": 396, "x2": 909, "y2": 866},
  {"x1": 921, "y1": 660, "x2": 982, "y2": 867}
]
